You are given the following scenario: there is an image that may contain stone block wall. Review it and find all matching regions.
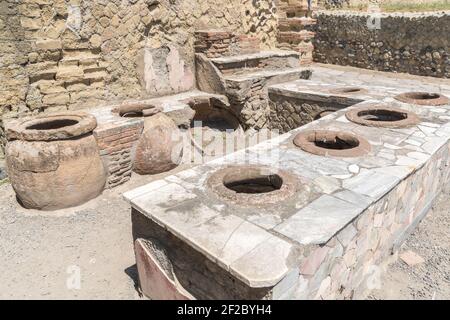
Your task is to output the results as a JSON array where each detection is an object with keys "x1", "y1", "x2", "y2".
[
  {"x1": 292, "y1": 142, "x2": 450, "y2": 299},
  {"x1": 313, "y1": 11, "x2": 450, "y2": 78},
  {"x1": 0, "y1": 0, "x2": 279, "y2": 157},
  {"x1": 268, "y1": 94, "x2": 348, "y2": 133},
  {"x1": 316, "y1": 0, "x2": 381, "y2": 9}
]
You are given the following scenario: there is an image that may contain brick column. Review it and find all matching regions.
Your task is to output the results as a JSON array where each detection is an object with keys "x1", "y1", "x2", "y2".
[
  {"x1": 194, "y1": 30, "x2": 261, "y2": 58},
  {"x1": 276, "y1": 0, "x2": 317, "y2": 65}
]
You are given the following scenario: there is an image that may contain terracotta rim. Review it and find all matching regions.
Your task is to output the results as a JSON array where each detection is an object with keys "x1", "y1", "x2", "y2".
[
  {"x1": 346, "y1": 105, "x2": 421, "y2": 128},
  {"x1": 329, "y1": 87, "x2": 367, "y2": 95},
  {"x1": 113, "y1": 102, "x2": 162, "y2": 118},
  {"x1": 6, "y1": 112, "x2": 97, "y2": 141},
  {"x1": 394, "y1": 92, "x2": 449, "y2": 106},
  {"x1": 293, "y1": 130, "x2": 371, "y2": 158},
  {"x1": 207, "y1": 165, "x2": 299, "y2": 206}
]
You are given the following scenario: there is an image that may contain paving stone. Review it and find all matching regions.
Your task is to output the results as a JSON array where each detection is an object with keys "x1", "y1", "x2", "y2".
[
  {"x1": 399, "y1": 250, "x2": 426, "y2": 266},
  {"x1": 395, "y1": 156, "x2": 425, "y2": 167},
  {"x1": 299, "y1": 246, "x2": 330, "y2": 276},
  {"x1": 333, "y1": 190, "x2": 373, "y2": 207},
  {"x1": 348, "y1": 164, "x2": 360, "y2": 174},
  {"x1": 275, "y1": 195, "x2": 363, "y2": 245},
  {"x1": 336, "y1": 223, "x2": 358, "y2": 248},
  {"x1": 130, "y1": 183, "x2": 197, "y2": 213},
  {"x1": 313, "y1": 176, "x2": 341, "y2": 194},
  {"x1": 343, "y1": 170, "x2": 400, "y2": 200},
  {"x1": 230, "y1": 236, "x2": 295, "y2": 288},
  {"x1": 187, "y1": 215, "x2": 273, "y2": 270},
  {"x1": 272, "y1": 267, "x2": 300, "y2": 300}
]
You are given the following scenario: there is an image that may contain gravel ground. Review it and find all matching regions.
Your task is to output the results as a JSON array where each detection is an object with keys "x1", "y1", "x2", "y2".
[{"x1": 369, "y1": 190, "x2": 450, "y2": 300}]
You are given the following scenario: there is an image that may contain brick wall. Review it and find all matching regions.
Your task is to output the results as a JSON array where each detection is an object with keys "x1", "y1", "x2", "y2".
[
  {"x1": 275, "y1": 0, "x2": 316, "y2": 65},
  {"x1": 194, "y1": 31, "x2": 261, "y2": 58},
  {"x1": 93, "y1": 118, "x2": 144, "y2": 189}
]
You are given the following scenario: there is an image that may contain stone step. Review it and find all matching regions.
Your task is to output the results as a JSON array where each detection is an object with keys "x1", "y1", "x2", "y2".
[{"x1": 210, "y1": 50, "x2": 301, "y2": 75}]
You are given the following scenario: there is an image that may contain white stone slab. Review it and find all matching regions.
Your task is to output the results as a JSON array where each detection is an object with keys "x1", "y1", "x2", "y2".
[
  {"x1": 274, "y1": 195, "x2": 364, "y2": 245},
  {"x1": 229, "y1": 236, "x2": 295, "y2": 288}
]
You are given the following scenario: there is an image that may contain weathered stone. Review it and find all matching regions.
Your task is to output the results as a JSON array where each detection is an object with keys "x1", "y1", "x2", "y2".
[
  {"x1": 36, "y1": 39, "x2": 62, "y2": 50},
  {"x1": 135, "y1": 239, "x2": 193, "y2": 300},
  {"x1": 299, "y1": 246, "x2": 329, "y2": 276},
  {"x1": 399, "y1": 250, "x2": 425, "y2": 266}
]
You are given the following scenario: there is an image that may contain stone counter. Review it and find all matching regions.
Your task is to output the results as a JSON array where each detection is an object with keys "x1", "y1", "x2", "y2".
[
  {"x1": 267, "y1": 79, "x2": 436, "y2": 133},
  {"x1": 124, "y1": 92, "x2": 450, "y2": 299}
]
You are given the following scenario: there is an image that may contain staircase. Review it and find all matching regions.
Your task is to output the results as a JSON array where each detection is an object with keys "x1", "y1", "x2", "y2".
[{"x1": 195, "y1": 31, "x2": 312, "y2": 130}]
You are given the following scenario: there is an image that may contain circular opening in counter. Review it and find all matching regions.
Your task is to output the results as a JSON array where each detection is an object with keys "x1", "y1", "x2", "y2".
[
  {"x1": 207, "y1": 166, "x2": 299, "y2": 206},
  {"x1": 394, "y1": 92, "x2": 449, "y2": 106},
  {"x1": 293, "y1": 130, "x2": 371, "y2": 157},
  {"x1": 223, "y1": 172, "x2": 283, "y2": 194},
  {"x1": 346, "y1": 105, "x2": 420, "y2": 128}
]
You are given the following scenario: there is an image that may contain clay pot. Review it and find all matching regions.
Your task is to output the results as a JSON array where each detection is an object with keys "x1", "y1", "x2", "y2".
[
  {"x1": 134, "y1": 113, "x2": 183, "y2": 175},
  {"x1": 5, "y1": 112, "x2": 107, "y2": 211}
]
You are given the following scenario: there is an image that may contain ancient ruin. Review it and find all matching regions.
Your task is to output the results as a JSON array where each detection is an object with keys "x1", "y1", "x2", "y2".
[{"x1": 1, "y1": 0, "x2": 450, "y2": 301}]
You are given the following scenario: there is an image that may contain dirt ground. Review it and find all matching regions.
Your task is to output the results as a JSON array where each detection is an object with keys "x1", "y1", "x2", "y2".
[{"x1": 0, "y1": 165, "x2": 191, "y2": 300}]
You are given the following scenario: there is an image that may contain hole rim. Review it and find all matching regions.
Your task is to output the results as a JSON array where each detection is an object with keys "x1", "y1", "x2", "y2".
[
  {"x1": 26, "y1": 119, "x2": 80, "y2": 131},
  {"x1": 293, "y1": 130, "x2": 371, "y2": 158},
  {"x1": 394, "y1": 92, "x2": 449, "y2": 106},
  {"x1": 207, "y1": 165, "x2": 299, "y2": 206},
  {"x1": 6, "y1": 112, "x2": 97, "y2": 142},
  {"x1": 223, "y1": 172, "x2": 283, "y2": 194},
  {"x1": 346, "y1": 105, "x2": 421, "y2": 128}
]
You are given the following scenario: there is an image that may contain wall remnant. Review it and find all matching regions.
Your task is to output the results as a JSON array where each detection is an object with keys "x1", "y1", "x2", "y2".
[
  {"x1": 0, "y1": 0, "x2": 280, "y2": 157},
  {"x1": 313, "y1": 11, "x2": 450, "y2": 78}
]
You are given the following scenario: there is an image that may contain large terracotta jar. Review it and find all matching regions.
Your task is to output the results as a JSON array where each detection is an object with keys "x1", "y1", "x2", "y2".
[
  {"x1": 133, "y1": 113, "x2": 183, "y2": 175},
  {"x1": 5, "y1": 112, "x2": 107, "y2": 211}
]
